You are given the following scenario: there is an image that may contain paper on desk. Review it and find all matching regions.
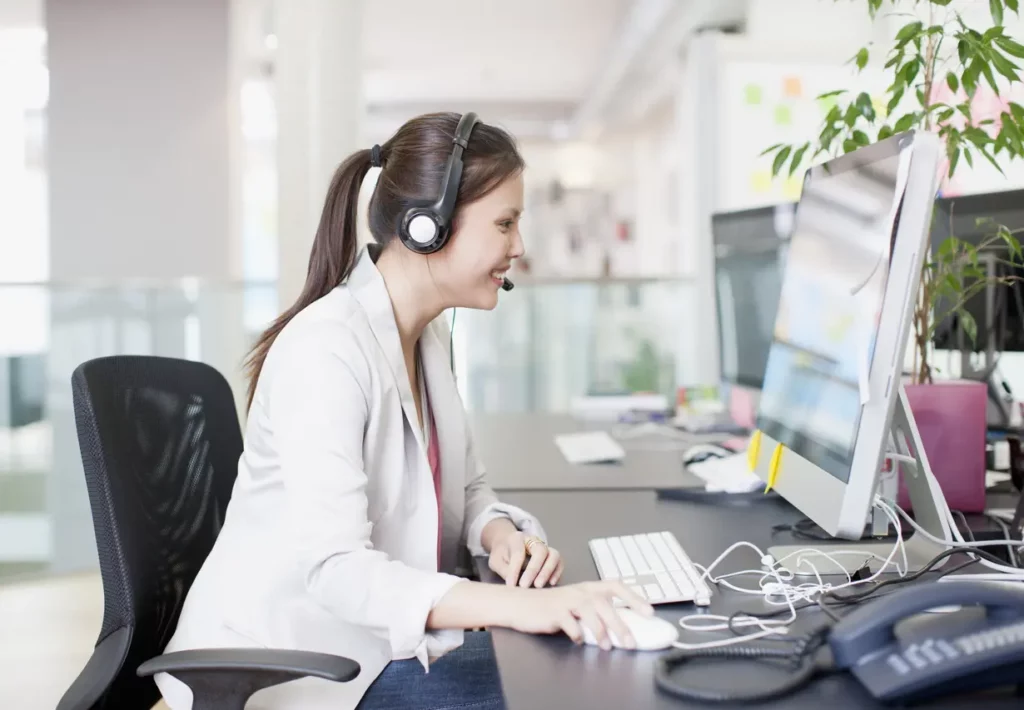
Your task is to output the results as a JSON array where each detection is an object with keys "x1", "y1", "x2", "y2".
[{"x1": 554, "y1": 431, "x2": 626, "y2": 465}]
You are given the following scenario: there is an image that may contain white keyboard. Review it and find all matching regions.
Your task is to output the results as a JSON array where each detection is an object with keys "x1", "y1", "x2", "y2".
[
  {"x1": 588, "y1": 531, "x2": 712, "y2": 606},
  {"x1": 687, "y1": 453, "x2": 762, "y2": 493}
]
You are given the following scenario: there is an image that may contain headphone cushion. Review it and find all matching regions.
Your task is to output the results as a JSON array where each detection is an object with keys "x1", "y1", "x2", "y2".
[{"x1": 408, "y1": 213, "x2": 439, "y2": 244}]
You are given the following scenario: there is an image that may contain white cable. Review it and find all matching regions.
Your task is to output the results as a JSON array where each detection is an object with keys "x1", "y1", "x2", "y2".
[{"x1": 674, "y1": 500, "x2": 908, "y2": 649}]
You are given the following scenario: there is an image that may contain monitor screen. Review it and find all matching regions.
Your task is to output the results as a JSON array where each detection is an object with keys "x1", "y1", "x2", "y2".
[
  {"x1": 930, "y1": 188, "x2": 1024, "y2": 352},
  {"x1": 713, "y1": 204, "x2": 796, "y2": 390},
  {"x1": 756, "y1": 142, "x2": 907, "y2": 484}
]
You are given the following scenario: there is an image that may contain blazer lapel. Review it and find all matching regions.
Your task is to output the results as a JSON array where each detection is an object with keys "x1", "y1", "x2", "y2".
[
  {"x1": 347, "y1": 247, "x2": 426, "y2": 454},
  {"x1": 420, "y1": 320, "x2": 468, "y2": 571}
]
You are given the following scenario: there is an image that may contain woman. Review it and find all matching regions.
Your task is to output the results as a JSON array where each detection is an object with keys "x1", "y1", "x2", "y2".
[{"x1": 156, "y1": 112, "x2": 651, "y2": 710}]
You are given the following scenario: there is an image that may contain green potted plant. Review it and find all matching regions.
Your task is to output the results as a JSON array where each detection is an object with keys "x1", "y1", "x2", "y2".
[{"x1": 761, "y1": 0, "x2": 1024, "y2": 509}]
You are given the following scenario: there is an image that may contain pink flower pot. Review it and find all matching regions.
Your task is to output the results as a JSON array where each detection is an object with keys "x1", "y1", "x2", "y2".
[{"x1": 897, "y1": 380, "x2": 988, "y2": 513}]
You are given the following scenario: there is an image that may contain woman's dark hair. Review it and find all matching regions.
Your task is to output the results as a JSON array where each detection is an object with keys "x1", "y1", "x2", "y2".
[{"x1": 243, "y1": 112, "x2": 524, "y2": 410}]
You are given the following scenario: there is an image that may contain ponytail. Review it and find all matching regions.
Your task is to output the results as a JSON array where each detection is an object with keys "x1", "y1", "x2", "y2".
[{"x1": 243, "y1": 148, "x2": 373, "y2": 410}]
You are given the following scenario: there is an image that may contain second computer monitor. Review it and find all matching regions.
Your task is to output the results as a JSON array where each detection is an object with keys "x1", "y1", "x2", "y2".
[
  {"x1": 752, "y1": 130, "x2": 942, "y2": 540},
  {"x1": 712, "y1": 203, "x2": 796, "y2": 392}
]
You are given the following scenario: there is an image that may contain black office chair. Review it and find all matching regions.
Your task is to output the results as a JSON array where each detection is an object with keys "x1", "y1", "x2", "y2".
[{"x1": 58, "y1": 355, "x2": 359, "y2": 710}]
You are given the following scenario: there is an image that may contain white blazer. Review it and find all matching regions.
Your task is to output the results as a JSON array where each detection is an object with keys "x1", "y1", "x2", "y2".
[{"x1": 157, "y1": 246, "x2": 545, "y2": 710}]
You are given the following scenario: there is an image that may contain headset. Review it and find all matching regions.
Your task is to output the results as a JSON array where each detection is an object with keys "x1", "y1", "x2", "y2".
[{"x1": 397, "y1": 111, "x2": 513, "y2": 291}]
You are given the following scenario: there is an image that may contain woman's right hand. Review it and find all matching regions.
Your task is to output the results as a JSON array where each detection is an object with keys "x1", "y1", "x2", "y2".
[{"x1": 505, "y1": 580, "x2": 654, "y2": 650}]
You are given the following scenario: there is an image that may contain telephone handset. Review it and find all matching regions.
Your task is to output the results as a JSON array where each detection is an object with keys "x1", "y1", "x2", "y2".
[{"x1": 830, "y1": 581, "x2": 1024, "y2": 704}]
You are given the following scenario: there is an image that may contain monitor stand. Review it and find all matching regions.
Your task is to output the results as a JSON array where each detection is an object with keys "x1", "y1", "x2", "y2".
[{"x1": 768, "y1": 385, "x2": 952, "y2": 577}]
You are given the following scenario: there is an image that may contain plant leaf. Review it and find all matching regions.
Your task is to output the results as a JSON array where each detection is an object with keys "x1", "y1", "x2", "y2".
[
  {"x1": 979, "y1": 58, "x2": 1001, "y2": 93},
  {"x1": 817, "y1": 89, "x2": 847, "y2": 100},
  {"x1": 960, "y1": 308, "x2": 978, "y2": 344},
  {"x1": 1008, "y1": 0, "x2": 1019, "y2": 14},
  {"x1": 878, "y1": 124, "x2": 894, "y2": 140},
  {"x1": 902, "y1": 59, "x2": 921, "y2": 87},
  {"x1": 992, "y1": 0, "x2": 1005, "y2": 26},
  {"x1": 887, "y1": 87, "x2": 906, "y2": 115},
  {"x1": 896, "y1": 21, "x2": 923, "y2": 44},
  {"x1": 1011, "y1": 101, "x2": 1024, "y2": 125},
  {"x1": 937, "y1": 236, "x2": 958, "y2": 259},
  {"x1": 950, "y1": 145, "x2": 962, "y2": 174},
  {"x1": 999, "y1": 225, "x2": 1024, "y2": 259},
  {"x1": 789, "y1": 143, "x2": 810, "y2": 177},
  {"x1": 855, "y1": 47, "x2": 869, "y2": 71},
  {"x1": 947, "y1": 72, "x2": 959, "y2": 92},
  {"x1": 894, "y1": 113, "x2": 918, "y2": 132},
  {"x1": 759, "y1": 143, "x2": 784, "y2": 157},
  {"x1": 997, "y1": 36, "x2": 1024, "y2": 58},
  {"x1": 991, "y1": 50, "x2": 1022, "y2": 83},
  {"x1": 843, "y1": 138, "x2": 860, "y2": 153},
  {"x1": 772, "y1": 145, "x2": 792, "y2": 177}
]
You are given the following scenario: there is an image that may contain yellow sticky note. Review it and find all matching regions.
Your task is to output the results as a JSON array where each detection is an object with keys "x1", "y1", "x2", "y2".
[
  {"x1": 744, "y1": 83, "x2": 763, "y2": 105},
  {"x1": 751, "y1": 170, "x2": 772, "y2": 193},
  {"x1": 765, "y1": 444, "x2": 784, "y2": 493},
  {"x1": 774, "y1": 104, "x2": 793, "y2": 126},
  {"x1": 783, "y1": 76, "x2": 803, "y2": 99},
  {"x1": 747, "y1": 430, "x2": 763, "y2": 471},
  {"x1": 872, "y1": 94, "x2": 886, "y2": 118},
  {"x1": 783, "y1": 176, "x2": 803, "y2": 199}
]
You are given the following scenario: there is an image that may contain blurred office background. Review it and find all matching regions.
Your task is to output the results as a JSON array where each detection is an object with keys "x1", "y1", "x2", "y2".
[{"x1": 2, "y1": 0, "x2": 1024, "y2": 582}]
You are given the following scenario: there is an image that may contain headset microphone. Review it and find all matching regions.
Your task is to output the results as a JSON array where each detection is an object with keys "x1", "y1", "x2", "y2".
[{"x1": 501, "y1": 278, "x2": 514, "y2": 292}]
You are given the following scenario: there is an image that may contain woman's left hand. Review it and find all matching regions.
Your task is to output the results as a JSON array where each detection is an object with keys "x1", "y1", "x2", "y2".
[{"x1": 489, "y1": 530, "x2": 564, "y2": 588}]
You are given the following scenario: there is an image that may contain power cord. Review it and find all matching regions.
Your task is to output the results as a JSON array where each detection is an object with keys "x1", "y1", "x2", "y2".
[{"x1": 657, "y1": 544, "x2": 1003, "y2": 704}]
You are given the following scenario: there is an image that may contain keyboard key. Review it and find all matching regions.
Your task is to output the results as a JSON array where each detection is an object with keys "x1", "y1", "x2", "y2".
[
  {"x1": 622, "y1": 536, "x2": 651, "y2": 574},
  {"x1": 670, "y1": 570, "x2": 695, "y2": 597},
  {"x1": 644, "y1": 583, "x2": 664, "y2": 601},
  {"x1": 649, "y1": 534, "x2": 681, "y2": 571},
  {"x1": 590, "y1": 539, "x2": 619, "y2": 579},
  {"x1": 607, "y1": 538, "x2": 636, "y2": 577},
  {"x1": 630, "y1": 585, "x2": 646, "y2": 599},
  {"x1": 655, "y1": 572, "x2": 680, "y2": 597},
  {"x1": 636, "y1": 535, "x2": 665, "y2": 572}
]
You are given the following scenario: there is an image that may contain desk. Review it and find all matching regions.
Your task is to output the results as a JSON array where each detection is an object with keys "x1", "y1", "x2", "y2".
[
  {"x1": 471, "y1": 413, "x2": 720, "y2": 492},
  {"x1": 476, "y1": 490, "x2": 1023, "y2": 709}
]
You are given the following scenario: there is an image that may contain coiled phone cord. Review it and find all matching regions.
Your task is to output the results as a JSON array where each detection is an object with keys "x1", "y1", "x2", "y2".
[{"x1": 654, "y1": 626, "x2": 833, "y2": 703}]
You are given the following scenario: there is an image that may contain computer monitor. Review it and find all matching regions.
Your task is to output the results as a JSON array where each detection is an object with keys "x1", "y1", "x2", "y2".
[
  {"x1": 751, "y1": 131, "x2": 951, "y2": 574},
  {"x1": 712, "y1": 203, "x2": 796, "y2": 392},
  {"x1": 930, "y1": 189, "x2": 1024, "y2": 428},
  {"x1": 931, "y1": 188, "x2": 1024, "y2": 355}
]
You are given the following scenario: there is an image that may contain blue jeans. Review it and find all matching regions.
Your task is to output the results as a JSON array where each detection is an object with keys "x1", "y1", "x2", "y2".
[{"x1": 357, "y1": 631, "x2": 507, "y2": 710}]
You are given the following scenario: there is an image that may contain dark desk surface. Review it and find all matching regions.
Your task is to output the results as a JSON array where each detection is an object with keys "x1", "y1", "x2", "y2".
[
  {"x1": 476, "y1": 489, "x2": 1024, "y2": 710},
  {"x1": 471, "y1": 412, "x2": 725, "y2": 492}
]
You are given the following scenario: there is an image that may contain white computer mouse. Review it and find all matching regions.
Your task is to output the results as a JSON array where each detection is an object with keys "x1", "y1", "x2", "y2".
[{"x1": 580, "y1": 608, "x2": 679, "y2": 651}]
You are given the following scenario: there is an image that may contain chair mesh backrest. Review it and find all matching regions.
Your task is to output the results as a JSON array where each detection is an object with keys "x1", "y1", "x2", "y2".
[{"x1": 72, "y1": 355, "x2": 242, "y2": 707}]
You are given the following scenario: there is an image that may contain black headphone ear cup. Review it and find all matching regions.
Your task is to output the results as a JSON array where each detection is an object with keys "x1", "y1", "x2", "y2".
[{"x1": 400, "y1": 209, "x2": 447, "y2": 254}]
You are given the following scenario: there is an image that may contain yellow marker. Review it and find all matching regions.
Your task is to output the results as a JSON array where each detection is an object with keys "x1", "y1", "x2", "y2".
[
  {"x1": 765, "y1": 444, "x2": 784, "y2": 494},
  {"x1": 747, "y1": 430, "x2": 762, "y2": 471}
]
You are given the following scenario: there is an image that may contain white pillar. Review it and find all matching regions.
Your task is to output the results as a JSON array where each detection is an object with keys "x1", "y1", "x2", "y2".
[
  {"x1": 45, "y1": 0, "x2": 237, "y2": 573},
  {"x1": 674, "y1": 31, "x2": 722, "y2": 388},
  {"x1": 274, "y1": 0, "x2": 362, "y2": 309}
]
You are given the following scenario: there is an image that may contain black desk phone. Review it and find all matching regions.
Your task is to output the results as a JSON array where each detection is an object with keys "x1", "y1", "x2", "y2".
[{"x1": 830, "y1": 580, "x2": 1024, "y2": 704}]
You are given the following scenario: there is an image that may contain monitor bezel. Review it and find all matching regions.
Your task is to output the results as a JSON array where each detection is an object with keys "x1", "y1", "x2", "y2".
[{"x1": 750, "y1": 130, "x2": 942, "y2": 539}]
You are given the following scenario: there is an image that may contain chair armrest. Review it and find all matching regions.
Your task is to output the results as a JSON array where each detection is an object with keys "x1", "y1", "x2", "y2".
[
  {"x1": 137, "y1": 648, "x2": 360, "y2": 710},
  {"x1": 137, "y1": 647, "x2": 359, "y2": 682}
]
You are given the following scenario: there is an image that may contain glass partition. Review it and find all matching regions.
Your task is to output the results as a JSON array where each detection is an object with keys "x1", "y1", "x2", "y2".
[{"x1": 0, "y1": 276, "x2": 688, "y2": 582}]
